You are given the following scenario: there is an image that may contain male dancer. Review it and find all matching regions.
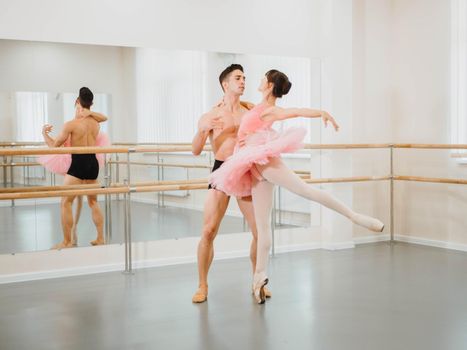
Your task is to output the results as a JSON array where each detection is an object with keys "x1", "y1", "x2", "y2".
[
  {"x1": 191, "y1": 64, "x2": 270, "y2": 303},
  {"x1": 42, "y1": 87, "x2": 106, "y2": 249}
]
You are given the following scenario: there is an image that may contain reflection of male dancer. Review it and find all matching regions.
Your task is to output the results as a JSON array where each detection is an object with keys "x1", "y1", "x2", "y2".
[
  {"x1": 42, "y1": 87, "x2": 106, "y2": 249},
  {"x1": 191, "y1": 64, "x2": 270, "y2": 303}
]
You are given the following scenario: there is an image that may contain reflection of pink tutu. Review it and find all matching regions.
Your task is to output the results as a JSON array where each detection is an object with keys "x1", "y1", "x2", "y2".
[
  {"x1": 37, "y1": 133, "x2": 110, "y2": 175},
  {"x1": 209, "y1": 127, "x2": 306, "y2": 197}
]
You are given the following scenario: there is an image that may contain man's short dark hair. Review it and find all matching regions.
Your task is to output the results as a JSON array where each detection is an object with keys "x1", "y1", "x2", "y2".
[
  {"x1": 78, "y1": 87, "x2": 93, "y2": 109},
  {"x1": 219, "y1": 64, "x2": 244, "y2": 91}
]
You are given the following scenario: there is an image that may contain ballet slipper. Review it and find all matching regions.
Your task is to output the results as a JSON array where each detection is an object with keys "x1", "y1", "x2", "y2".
[
  {"x1": 351, "y1": 213, "x2": 385, "y2": 232},
  {"x1": 51, "y1": 241, "x2": 73, "y2": 250},
  {"x1": 253, "y1": 277, "x2": 269, "y2": 304},
  {"x1": 192, "y1": 287, "x2": 208, "y2": 303},
  {"x1": 90, "y1": 239, "x2": 105, "y2": 246}
]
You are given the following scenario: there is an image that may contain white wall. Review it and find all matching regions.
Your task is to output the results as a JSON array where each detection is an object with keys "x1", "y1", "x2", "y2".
[
  {"x1": 351, "y1": 0, "x2": 393, "y2": 239},
  {"x1": 0, "y1": 0, "x2": 321, "y2": 57},
  {"x1": 390, "y1": 0, "x2": 467, "y2": 246},
  {"x1": 352, "y1": 0, "x2": 467, "y2": 247}
]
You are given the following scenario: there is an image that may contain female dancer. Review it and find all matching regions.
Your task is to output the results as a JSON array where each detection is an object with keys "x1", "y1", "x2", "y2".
[{"x1": 209, "y1": 70, "x2": 384, "y2": 304}]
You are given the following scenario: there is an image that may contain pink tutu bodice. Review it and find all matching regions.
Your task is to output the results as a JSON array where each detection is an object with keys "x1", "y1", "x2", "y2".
[
  {"x1": 209, "y1": 104, "x2": 306, "y2": 197},
  {"x1": 37, "y1": 132, "x2": 110, "y2": 175}
]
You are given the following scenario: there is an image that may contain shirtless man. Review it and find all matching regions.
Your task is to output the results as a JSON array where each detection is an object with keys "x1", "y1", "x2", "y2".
[
  {"x1": 42, "y1": 87, "x2": 107, "y2": 249},
  {"x1": 191, "y1": 64, "x2": 270, "y2": 303}
]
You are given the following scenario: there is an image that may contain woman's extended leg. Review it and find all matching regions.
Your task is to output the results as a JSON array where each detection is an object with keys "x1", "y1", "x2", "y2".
[{"x1": 256, "y1": 158, "x2": 384, "y2": 232}]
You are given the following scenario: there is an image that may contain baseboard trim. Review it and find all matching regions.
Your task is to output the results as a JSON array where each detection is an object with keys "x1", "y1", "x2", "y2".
[
  {"x1": 394, "y1": 234, "x2": 467, "y2": 252},
  {"x1": 321, "y1": 241, "x2": 356, "y2": 250},
  {"x1": 353, "y1": 233, "x2": 390, "y2": 245}
]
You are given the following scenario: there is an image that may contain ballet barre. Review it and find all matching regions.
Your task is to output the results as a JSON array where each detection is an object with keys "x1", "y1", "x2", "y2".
[
  {"x1": 0, "y1": 143, "x2": 466, "y2": 271},
  {"x1": 108, "y1": 161, "x2": 212, "y2": 169}
]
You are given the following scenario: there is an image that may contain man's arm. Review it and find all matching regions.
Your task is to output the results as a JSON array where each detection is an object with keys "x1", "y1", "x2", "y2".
[
  {"x1": 192, "y1": 110, "x2": 223, "y2": 155},
  {"x1": 192, "y1": 129, "x2": 210, "y2": 156}
]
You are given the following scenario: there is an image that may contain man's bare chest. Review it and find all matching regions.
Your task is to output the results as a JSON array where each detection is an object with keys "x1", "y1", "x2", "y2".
[{"x1": 219, "y1": 111, "x2": 243, "y2": 128}]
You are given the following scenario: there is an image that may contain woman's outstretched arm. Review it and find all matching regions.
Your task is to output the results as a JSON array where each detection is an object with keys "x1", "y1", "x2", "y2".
[{"x1": 261, "y1": 106, "x2": 340, "y2": 131}]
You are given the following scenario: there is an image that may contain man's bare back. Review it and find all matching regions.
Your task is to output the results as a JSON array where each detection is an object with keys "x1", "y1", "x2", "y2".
[{"x1": 67, "y1": 117, "x2": 100, "y2": 147}]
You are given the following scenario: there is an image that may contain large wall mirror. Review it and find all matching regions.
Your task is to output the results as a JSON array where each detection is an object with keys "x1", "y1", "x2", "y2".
[{"x1": 0, "y1": 39, "x2": 322, "y2": 254}]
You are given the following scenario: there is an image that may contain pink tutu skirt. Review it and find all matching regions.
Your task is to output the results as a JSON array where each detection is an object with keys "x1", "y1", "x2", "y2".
[
  {"x1": 209, "y1": 127, "x2": 306, "y2": 197},
  {"x1": 37, "y1": 133, "x2": 110, "y2": 175}
]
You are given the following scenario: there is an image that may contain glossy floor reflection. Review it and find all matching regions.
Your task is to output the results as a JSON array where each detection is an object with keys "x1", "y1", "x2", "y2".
[
  {"x1": 1, "y1": 242, "x2": 466, "y2": 350},
  {"x1": 0, "y1": 201, "x2": 247, "y2": 253}
]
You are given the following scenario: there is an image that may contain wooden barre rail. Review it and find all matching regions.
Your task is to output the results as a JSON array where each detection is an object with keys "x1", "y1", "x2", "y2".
[
  {"x1": 0, "y1": 143, "x2": 466, "y2": 156},
  {"x1": 113, "y1": 142, "x2": 194, "y2": 146},
  {"x1": 0, "y1": 146, "x2": 130, "y2": 156},
  {"x1": 0, "y1": 176, "x2": 384, "y2": 200},
  {"x1": 0, "y1": 162, "x2": 41, "y2": 167},
  {"x1": 0, "y1": 178, "x2": 209, "y2": 194},
  {"x1": 394, "y1": 175, "x2": 467, "y2": 185},
  {"x1": 108, "y1": 161, "x2": 212, "y2": 169},
  {"x1": 305, "y1": 175, "x2": 391, "y2": 184},
  {"x1": 0, "y1": 160, "x2": 314, "y2": 176},
  {"x1": 3, "y1": 174, "x2": 466, "y2": 201},
  {"x1": 0, "y1": 176, "x2": 312, "y2": 195},
  {"x1": 304, "y1": 143, "x2": 392, "y2": 149},
  {"x1": 0, "y1": 142, "x2": 45, "y2": 147},
  {"x1": 394, "y1": 144, "x2": 467, "y2": 149}
]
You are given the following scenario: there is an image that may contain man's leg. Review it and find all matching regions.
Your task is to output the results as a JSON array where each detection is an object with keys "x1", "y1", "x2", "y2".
[
  {"x1": 236, "y1": 196, "x2": 258, "y2": 273},
  {"x1": 53, "y1": 175, "x2": 81, "y2": 249},
  {"x1": 71, "y1": 196, "x2": 83, "y2": 246},
  {"x1": 84, "y1": 180, "x2": 104, "y2": 246},
  {"x1": 192, "y1": 189, "x2": 230, "y2": 303}
]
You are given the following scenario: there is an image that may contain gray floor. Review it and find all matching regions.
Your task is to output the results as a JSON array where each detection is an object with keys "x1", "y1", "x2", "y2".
[{"x1": 0, "y1": 242, "x2": 466, "y2": 350}]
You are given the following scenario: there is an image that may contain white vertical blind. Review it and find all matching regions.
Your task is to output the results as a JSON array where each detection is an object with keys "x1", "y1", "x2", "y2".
[
  {"x1": 15, "y1": 92, "x2": 48, "y2": 142},
  {"x1": 451, "y1": 0, "x2": 467, "y2": 157},
  {"x1": 135, "y1": 49, "x2": 205, "y2": 143}
]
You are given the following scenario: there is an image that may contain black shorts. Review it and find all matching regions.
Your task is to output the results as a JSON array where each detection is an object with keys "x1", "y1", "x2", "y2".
[
  {"x1": 67, "y1": 154, "x2": 99, "y2": 180},
  {"x1": 208, "y1": 159, "x2": 224, "y2": 190}
]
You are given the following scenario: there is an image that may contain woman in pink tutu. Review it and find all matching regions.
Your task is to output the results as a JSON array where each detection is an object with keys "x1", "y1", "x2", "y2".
[{"x1": 209, "y1": 70, "x2": 384, "y2": 304}]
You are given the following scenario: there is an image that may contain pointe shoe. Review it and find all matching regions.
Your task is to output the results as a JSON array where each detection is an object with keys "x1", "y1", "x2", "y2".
[
  {"x1": 352, "y1": 213, "x2": 385, "y2": 232},
  {"x1": 252, "y1": 286, "x2": 272, "y2": 298},
  {"x1": 192, "y1": 289, "x2": 208, "y2": 303},
  {"x1": 253, "y1": 278, "x2": 269, "y2": 304}
]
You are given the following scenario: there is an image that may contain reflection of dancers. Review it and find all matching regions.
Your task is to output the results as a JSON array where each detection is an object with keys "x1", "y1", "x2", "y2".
[
  {"x1": 40, "y1": 87, "x2": 109, "y2": 249},
  {"x1": 209, "y1": 70, "x2": 385, "y2": 304},
  {"x1": 38, "y1": 131, "x2": 109, "y2": 246}
]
